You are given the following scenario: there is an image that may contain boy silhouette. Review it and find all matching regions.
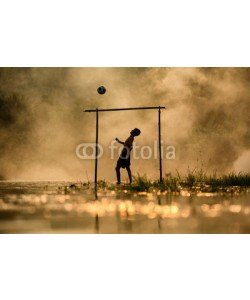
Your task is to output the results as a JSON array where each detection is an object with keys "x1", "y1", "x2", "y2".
[{"x1": 115, "y1": 128, "x2": 141, "y2": 184}]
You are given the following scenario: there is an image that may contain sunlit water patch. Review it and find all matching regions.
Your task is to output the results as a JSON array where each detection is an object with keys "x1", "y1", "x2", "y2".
[{"x1": 0, "y1": 181, "x2": 249, "y2": 233}]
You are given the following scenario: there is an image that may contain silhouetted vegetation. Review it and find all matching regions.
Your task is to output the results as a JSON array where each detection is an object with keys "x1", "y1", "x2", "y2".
[{"x1": 88, "y1": 170, "x2": 249, "y2": 193}]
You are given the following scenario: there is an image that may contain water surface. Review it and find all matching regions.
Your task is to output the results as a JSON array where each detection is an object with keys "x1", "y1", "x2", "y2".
[{"x1": 0, "y1": 181, "x2": 249, "y2": 233}]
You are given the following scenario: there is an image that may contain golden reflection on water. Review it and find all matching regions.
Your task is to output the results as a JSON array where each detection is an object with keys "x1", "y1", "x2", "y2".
[
  {"x1": 180, "y1": 190, "x2": 191, "y2": 197},
  {"x1": 229, "y1": 205, "x2": 241, "y2": 213},
  {"x1": 197, "y1": 192, "x2": 217, "y2": 197},
  {"x1": 0, "y1": 183, "x2": 249, "y2": 233},
  {"x1": 200, "y1": 204, "x2": 222, "y2": 217},
  {"x1": 0, "y1": 193, "x2": 249, "y2": 221},
  {"x1": 243, "y1": 207, "x2": 250, "y2": 215}
]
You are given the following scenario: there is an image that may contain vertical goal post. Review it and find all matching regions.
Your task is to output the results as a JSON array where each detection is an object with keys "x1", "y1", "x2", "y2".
[{"x1": 84, "y1": 106, "x2": 166, "y2": 195}]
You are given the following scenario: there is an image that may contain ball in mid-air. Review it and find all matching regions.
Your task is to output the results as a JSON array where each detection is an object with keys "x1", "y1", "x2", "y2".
[{"x1": 97, "y1": 86, "x2": 106, "y2": 95}]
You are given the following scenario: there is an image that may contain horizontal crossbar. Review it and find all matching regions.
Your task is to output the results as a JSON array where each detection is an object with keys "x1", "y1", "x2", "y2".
[{"x1": 84, "y1": 106, "x2": 166, "y2": 112}]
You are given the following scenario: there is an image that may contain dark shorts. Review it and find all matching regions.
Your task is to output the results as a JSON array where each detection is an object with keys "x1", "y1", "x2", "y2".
[
  {"x1": 116, "y1": 148, "x2": 131, "y2": 169},
  {"x1": 116, "y1": 157, "x2": 130, "y2": 169}
]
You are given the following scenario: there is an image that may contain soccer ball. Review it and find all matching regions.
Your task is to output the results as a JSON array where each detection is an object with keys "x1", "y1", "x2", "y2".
[{"x1": 97, "y1": 86, "x2": 106, "y2": 95}]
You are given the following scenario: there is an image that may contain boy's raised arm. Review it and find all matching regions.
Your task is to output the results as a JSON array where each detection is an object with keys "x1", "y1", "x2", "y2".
[{"x1": 115, "y1": 138, "x2": 125, "y2": 145}]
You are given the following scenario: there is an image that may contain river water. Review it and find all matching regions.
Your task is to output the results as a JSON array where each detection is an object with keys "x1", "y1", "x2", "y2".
[{"x1": 0, "y1": 181, "x2": 249, "y2": 233}]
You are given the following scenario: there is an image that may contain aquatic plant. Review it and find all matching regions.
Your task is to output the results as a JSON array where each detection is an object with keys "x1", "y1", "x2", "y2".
[{"x1": 66, "y1": 170, "x2": 249, "y2": 194}]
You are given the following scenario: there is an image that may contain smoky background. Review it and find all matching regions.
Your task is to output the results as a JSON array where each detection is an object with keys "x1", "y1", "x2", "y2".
[{"x1": 0, "y1": 67, "x2": 249, "y2": 181}]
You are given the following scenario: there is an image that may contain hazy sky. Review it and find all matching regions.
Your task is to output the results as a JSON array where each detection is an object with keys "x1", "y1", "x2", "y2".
[{"x1": 0, "y1": 68, "x2": 249, "y2": 181}]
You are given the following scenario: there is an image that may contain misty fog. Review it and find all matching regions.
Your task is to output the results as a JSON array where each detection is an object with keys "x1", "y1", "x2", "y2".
[{"x1": 0, "y1": 68, "x2": 249, "y2": 181}]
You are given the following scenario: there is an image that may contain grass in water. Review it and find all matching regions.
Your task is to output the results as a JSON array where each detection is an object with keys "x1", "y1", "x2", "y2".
[
  {"x1": 121, "y1": 170, "x2": 249, "y2": 193},
  {"x1": 66, "y1": 170, "x2": 250, "y2": 193}
]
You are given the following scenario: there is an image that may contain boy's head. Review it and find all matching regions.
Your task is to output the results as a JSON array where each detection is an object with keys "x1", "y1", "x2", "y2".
[{"x1": 130, "y1": 128, "x2": 141, "y2": 137}]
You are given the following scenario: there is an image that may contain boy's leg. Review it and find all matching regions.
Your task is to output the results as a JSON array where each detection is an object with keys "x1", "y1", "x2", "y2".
[
  {"x1": 115, "y1": 164, "x2": 121, "y2": 184},
  {"x1": 126, "y1": 166, "x2": 132, "y2": 184}
]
